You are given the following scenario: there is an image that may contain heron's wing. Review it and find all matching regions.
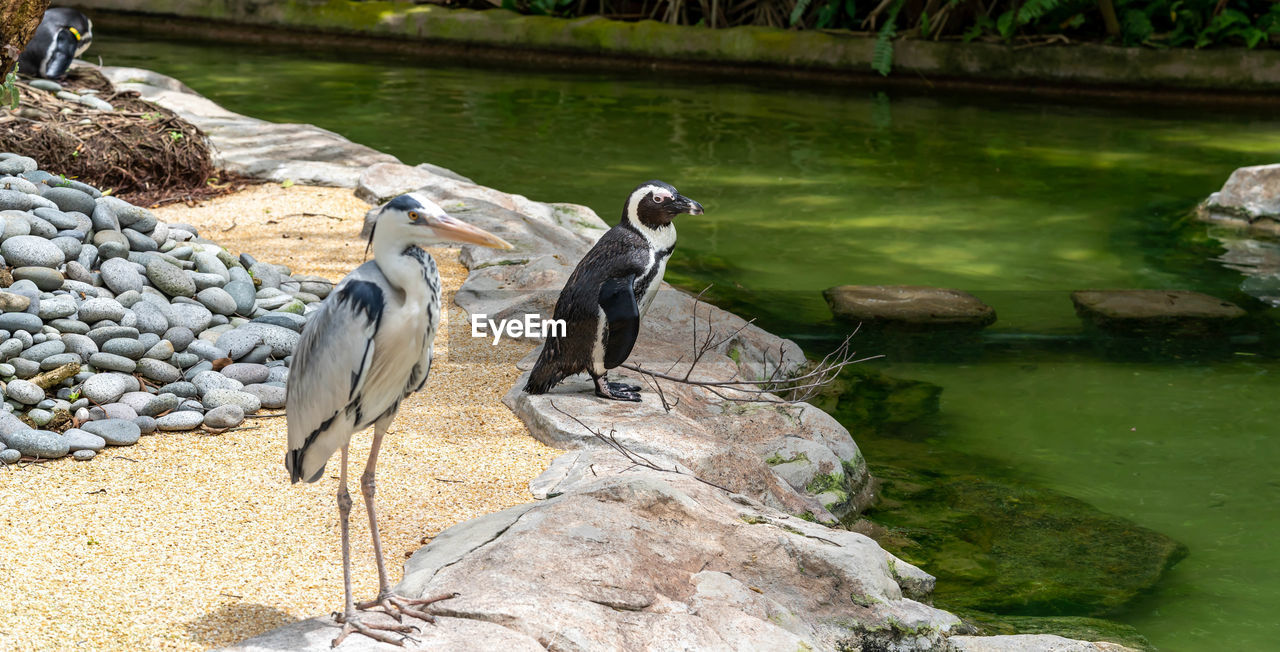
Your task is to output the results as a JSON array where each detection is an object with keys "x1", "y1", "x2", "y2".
[
  {"x1": 284, "y1": 263, "x2": 387, "y2": 483},
  {"x1": 600, "y1": 274, "x2": 640, "y2": 368}
]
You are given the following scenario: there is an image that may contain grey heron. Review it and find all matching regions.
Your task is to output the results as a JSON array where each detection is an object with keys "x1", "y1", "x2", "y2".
[{"x1": 284, "y1": 192, "x2": 512, "y2": 646}]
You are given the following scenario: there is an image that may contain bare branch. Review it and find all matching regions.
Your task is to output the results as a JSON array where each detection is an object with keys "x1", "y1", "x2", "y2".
[
  {"x1": 549, "y1": 400, "x2": 732, "y2": 493},
  {"x1": 619, "y1": 291, "x2": 875, "y2": 406}
]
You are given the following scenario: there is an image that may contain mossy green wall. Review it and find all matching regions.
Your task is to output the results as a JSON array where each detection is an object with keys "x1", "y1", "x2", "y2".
[{"x1": 74, "y1": 0, "x2": 1280, "y2": 90}]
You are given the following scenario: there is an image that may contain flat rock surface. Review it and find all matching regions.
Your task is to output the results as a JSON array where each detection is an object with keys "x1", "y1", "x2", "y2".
[
  {"x1": 223, "y1": 614, "x2": 545, "y2": 652},
  {"x1": 97, "y1": 66, "x2": 402, "y2": 187},
  {"x1": 1071, "y1": 289, "x2": 1245, "y2": 333},
  {"x1": 397, "y1": 471, "x2": 960, "y2": 652},
  {"x1": 823, "y1": 285, "x2": 997, "y2": 329}
]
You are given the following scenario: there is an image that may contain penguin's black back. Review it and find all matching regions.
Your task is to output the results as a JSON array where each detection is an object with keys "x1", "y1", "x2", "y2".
[{"x1": 525, "y1": 224, "x2": 650, "y2": 394}]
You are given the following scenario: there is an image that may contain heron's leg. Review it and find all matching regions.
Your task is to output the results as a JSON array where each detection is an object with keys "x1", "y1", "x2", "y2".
[
  {"x1": 332, "y1": 444, "x2": 419, "y2": 648},
  {"x1": 355, "y1": 418, "x2": 459, "y2": 623},
  {"x1": 593, "y1": 373, "x2": 640, "y2": 402}
]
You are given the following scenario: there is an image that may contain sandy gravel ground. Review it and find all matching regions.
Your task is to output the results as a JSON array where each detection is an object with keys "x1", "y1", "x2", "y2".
[{"x1": 0, "y1": 185, "x2": 558, "y2": 650}]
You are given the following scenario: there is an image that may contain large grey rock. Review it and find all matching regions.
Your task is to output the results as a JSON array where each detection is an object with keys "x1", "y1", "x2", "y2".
[
  {"x1": 1200, "y1": 163, "x2": 1280, "y2": 235},
  {"x1": 823, "y1": 285, "x2": 997, "y2": 330},
  {"x1": 399, "y1": 472, "x2": 960, "y2": 652}
]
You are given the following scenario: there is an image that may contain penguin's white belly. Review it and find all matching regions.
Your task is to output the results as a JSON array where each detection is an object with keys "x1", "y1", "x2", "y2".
[
  {"x1": 590, "y1": 307, "x2": 607, "y2": 376},
  {"x1": 639, "y1": 256, "x2": 668, "y2": 317}
]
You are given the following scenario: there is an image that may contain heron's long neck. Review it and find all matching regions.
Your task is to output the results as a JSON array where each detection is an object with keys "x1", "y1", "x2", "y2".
[{"x1": 372, "y1": 228, "x2": 435, "y2": 301}]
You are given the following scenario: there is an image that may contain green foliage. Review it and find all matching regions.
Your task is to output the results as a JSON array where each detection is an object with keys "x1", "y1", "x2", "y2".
[
  {"x1": 2, "y1": 65, "x2": 18, "y2": 111},
  {"x1": 496, "y1": 0, "x2": 1280, "y2": 74},
  {"x1": 871, "y1": 0, "x2": 906, "y2": 75}
]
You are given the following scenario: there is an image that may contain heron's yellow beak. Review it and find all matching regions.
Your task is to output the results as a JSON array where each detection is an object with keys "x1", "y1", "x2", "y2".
[{"x1": 431, "y1": 215, "x2": 514, "y2": 250}]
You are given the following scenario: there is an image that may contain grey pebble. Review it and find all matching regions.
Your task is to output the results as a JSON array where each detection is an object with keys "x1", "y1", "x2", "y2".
[
  {"x1": 64, "y1": 428, "x2": 106, "y2": 452},
  {"x1": 82, "y1": 419, "x2": 142, "y2": 446},
  {"x1": 5, "y1": 429, "x2": 67, "y2": 458},
  {"x1": 157, "y1": 411, "x2": 204, "y2": 431},
  {"x1": 241, "y1": 383, "x2": 285, "y2": 410},
  {"x1": 203, "y1": 404, "x2": 245, "y2": 429},
  {"x1": 201, "y1": 388, "x2": 261, "y2": 413}
]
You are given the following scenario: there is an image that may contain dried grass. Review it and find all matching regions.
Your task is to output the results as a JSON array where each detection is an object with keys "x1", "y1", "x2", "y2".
[{"x1": 0, "y1": 67, "x2": 230, "y2": 207}]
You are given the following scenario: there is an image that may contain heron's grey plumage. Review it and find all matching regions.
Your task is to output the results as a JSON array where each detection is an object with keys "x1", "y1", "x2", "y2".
[
  {"x1": 280, "y1": 192, "x2": 510, "y2": 645},
  {"x1": 284, "y1": 256, "x2": 439, "y2": 484}
]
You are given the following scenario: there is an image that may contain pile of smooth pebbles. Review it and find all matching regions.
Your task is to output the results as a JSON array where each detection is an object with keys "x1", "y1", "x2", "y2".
[{"x1": 0, "y1": 153, "x2": 329, "y2": 463}]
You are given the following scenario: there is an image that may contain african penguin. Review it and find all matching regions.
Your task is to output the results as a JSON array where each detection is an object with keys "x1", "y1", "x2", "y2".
[
  {"x1": 525, "y1": 180, "x2": 704, "y2": 401},
  {"x1": 19, "y1": 8, "x2": 93, "y2": 80}
]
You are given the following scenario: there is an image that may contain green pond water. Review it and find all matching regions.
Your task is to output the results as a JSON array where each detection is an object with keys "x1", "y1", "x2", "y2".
[{"x1": 91, "y1": 34, "x2": 1280, "y2": 650}]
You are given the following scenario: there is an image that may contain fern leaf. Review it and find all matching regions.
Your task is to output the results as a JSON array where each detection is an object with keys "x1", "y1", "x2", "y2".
[
  {"x1": 790, "y1": 0, "x2": 814, "y2": 27},
  {"x1": 871, "y1": 0, "x2": 906, "y2": 76}
]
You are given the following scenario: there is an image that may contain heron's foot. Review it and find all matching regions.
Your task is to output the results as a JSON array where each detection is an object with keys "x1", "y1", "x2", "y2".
[
  {"x1": 606, "y1": 380, "x2": 642, "y2": 394},
  {"x1": 357, "y1": 591, "x2": 459, "y2": 623},
  {"x1": 330, "y1": 610, "x2": 419, "y2": 648}
]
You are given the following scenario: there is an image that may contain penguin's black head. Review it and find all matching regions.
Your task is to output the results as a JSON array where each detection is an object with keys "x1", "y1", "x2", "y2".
[{"x1": 624, "y1": 180, "x2": 704, "y2": 230}]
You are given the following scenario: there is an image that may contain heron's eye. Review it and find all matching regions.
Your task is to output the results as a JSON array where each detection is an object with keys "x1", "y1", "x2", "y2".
[{"x1": 408, "y1": 211, "x2": 420, "y2": 221}]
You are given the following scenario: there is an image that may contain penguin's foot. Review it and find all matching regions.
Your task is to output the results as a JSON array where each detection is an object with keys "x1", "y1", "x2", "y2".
[
  {"x1": 594, "y1": 376, "x2": 641, "y2": 401},
  {"x1": 607, "y1": 380, "x2": 642, "y2": 394}
]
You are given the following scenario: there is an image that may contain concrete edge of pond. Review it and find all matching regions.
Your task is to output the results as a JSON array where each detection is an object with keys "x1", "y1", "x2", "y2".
[
  {"x1": 77, "y1": 0, "x2": 1280, "y2": 99},
  {"x1": 102, "y1": 65, "x2": 1143, "y2": 652}
]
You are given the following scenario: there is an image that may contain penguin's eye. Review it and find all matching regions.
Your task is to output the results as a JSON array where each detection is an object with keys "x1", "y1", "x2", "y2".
[
  {"x1": 408, "y1": 211, "x2": 420, "y2": 221},
  {"x1": 652, "y1": 195, "x2": 665, "y2": 204}
]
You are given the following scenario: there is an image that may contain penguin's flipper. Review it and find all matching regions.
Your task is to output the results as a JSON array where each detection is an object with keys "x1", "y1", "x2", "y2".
[
  {"x1": 42, "y1": 30, "x2": 80, "y2": 79},
  {"x1": 599, "y1": 274, "x2": 640, "y2": 369}
]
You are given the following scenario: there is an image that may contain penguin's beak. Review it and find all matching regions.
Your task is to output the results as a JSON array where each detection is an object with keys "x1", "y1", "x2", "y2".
[
  {"x1": 674, "y1": 194, "x2": 704, "y2": 216},
  {"x1": 429, "y1": 213, "x2": 514, "y2": 250}
]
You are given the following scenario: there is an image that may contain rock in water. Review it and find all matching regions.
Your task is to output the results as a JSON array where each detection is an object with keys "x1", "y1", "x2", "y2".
[
  {"x1": 1071, "y1": 290, "x2": 1245, "y2": 336},
  {"x1": 824, "y1": 285, "x2": 997, "y2": 331}
]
